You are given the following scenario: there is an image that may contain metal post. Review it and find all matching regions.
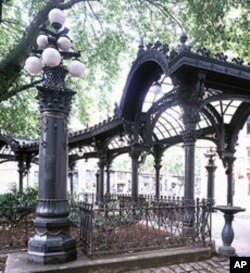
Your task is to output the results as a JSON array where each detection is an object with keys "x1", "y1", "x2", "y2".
[
  {"x1": 154, "y1": 162, "x2": 162, "y2": 199},
  {"x1": 28, "y1": 66, "x2": 77, "y2": 264},
  {"x1": 98, "y1": 157, "x2": 105, "y2": 206},
  {"x1": 153, "y1": 144, "x2": 163, "y2": 199},
  {"x1": 106, "y1": 164, "x2": 111, "y2": 194},
  {"x1": 130, "y1": 146, "x2": 141, "y2": 206},
  {"x1": 68, "y1": 161, "x2": 76, "y2": 196},
  {"x1": 182, "y1": 123, "x2": 197, "y2": 203},
  {"x1": 225, "y1": 156, "x2": 236, "y2": 206},
  {"x1": 205, "y1": 149, "x2": 217, "y2": 205},
  {"x1": 95, "y1": 170, "x2": 100, "y2": 204},
  {"x1": 16, "y1": 153, "x2": 26, "y2": 193}
]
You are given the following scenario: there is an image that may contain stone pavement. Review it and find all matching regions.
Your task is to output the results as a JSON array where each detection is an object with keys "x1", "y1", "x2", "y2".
[{"x1": 128, "y1": 255, "x2": 230, "y2": 273}]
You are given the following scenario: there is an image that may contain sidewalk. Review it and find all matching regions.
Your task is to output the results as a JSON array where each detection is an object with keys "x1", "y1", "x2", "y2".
[{"x1": 128, "y1": 255, "x2": 230, "y2": 273}]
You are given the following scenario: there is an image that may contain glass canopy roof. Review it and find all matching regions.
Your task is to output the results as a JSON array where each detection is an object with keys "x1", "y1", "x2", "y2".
[{"x1": 142, "y1": 76, "x2": 245, "y2": 141}]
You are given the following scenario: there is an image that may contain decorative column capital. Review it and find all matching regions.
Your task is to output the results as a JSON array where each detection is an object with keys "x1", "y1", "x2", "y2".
[
  {"x1": 173, "y1": 71, "x2": 206, "y2": 125},
  {"x1": 129, "y1": 145, "x2": 142, "y2": 160},
  {"x1": 98, "y1": 156, "x2": 106, "y2": 168},
  {"x1": 181, "y1": 126, "x2": 197, "y2": 144}
]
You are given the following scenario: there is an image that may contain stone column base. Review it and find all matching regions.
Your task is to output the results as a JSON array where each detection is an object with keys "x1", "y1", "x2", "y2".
[
  {"x1": 218, "y1": 245, "x2": 236, "y2": 256},
  {"x1": 28, "y1": 233, "x2": 77, "y2": 264}
]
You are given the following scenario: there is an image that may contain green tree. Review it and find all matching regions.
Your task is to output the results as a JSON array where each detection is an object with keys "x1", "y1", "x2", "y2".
[{"x1": 0, "y1": 0, "x2": 249, "y2": 137}]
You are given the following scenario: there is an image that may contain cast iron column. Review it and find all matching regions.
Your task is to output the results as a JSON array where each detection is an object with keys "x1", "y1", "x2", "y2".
[
  {"x1": 154, "y1": 160, "x2": 162, "y2": 199},
  {"x1": 182, "y1": 123, "x2": 197, "y2": 203},
  {"x1": 173, "y1": 67, "x2": 205, "y2": 236},
  {"x1": 68, "y1": 161, "x2": 76, "y2": 196},
  {"x1": 225, "y1": 155, "x2": 236, "y2": 206},
  {"x1": 153, "y1": 145, "x2": 163, "y2": 199},
  {"x1": 17, "y1": 154, "x2": 26, "y2": 193},
  {"x1": 205, "y1": 149, "x2": 217, "y2": 205},
  {"x1": 98, "y1": 157, "x2": 105, "y2": 206},
  {"x1": 95, "y1": 170, "x2": 100, "y2": 204},
  {"x1": 106, "y1": 163, "x2": 111, "y2": 194},
  {"x1": 130, "y1": 145, "x2": 141, "y2": 206},
  {"x1": 28, "y1": 66, "x2": 77, "y2": 264}
]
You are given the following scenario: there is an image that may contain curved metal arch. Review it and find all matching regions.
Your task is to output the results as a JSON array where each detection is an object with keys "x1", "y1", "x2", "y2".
[
  {"x1": 151, "y1": 98, "x2": 177, "y2": 130},
  {"x1": 200, "y1": 94, "x2": 250, "y2": 109},
  {"x1": 202, "y1": 103, "x2": 222, "y2": 125},
  {"x1": 154, "y1": 110, "x2": 182, "y2": 138},
  {"x1": 119, "y1": 49, "x2": 169, "y2": 121},
  {"x1": 228, "y1": 102, "x2": 250, "y2": 151}
]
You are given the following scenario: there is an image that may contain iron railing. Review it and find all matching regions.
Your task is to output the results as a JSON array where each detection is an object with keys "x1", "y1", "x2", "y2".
[{"x1": 79, "y1": 197, "x2": 212, "y2": 257}]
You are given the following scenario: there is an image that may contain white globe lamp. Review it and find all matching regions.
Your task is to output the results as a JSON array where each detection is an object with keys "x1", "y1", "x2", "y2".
[
  {"x1": 48, "y1": 8, "x2": 65, "y2": 29},
  {"x1": 57, "y1": 36, "x2": 71, "y2": 51},
  {"x1": 67, "y1": 60, "x2": 84, "y2": 77},
  {"x1": 42, "y1": 48, "x2": 61, "y2": 67},
  {"x1": 25, "y1": 56, "x2": 43, "y2": 75},
  {"x1": 37, "y1": 34, "x2": 49, "y2": 49},
  {"x1": 150, "y1": 82, "x2": 162, "y2": 94}
]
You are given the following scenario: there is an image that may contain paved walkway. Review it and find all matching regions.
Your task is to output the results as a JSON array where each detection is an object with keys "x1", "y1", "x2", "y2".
[{"x1": 128, "y1": 255, "x2": 230, "y2": 273}]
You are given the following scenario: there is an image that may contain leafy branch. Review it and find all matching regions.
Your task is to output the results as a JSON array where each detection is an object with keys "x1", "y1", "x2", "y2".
[{"x1": 0, "y1": 79, "x2": 44, "y2": 101}]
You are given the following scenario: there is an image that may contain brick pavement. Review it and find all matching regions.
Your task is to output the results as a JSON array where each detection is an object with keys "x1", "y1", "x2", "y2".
[{"x1": 128, "y1": 256, "x2": 230, "y2": 273}]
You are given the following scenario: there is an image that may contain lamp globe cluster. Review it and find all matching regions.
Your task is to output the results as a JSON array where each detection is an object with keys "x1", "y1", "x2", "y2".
[{"x1": 25, "y1": 8, "x2": 84, "y2": 77}]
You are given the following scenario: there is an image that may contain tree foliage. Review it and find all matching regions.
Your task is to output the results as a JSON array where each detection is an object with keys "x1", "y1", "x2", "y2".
[{"x1": 0, "y1": 0, "x2": 249, "y2": 137}]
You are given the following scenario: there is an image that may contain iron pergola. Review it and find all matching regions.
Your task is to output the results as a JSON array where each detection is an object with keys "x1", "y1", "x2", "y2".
[{"x1": 1, "y1": 33, "x2": 250, "y2": 260}]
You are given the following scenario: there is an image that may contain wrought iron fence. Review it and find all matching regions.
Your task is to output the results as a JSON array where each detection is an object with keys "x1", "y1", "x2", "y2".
[
  {"x1": 76, "y1": 192, "x2": 189, "y2": 207},
  {"x1": 79, "y1": 197, "x2": 212, "y2": 257}
]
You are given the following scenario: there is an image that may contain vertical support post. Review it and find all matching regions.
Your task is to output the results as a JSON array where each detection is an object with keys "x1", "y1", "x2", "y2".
[
  {"x1": 28, "y1": 66, "x2": 77, "y2": 264},
  {"x1": 68, "y1": 161, "x2": 76, "y2": 196},
  {"x1": 225, "y1": 156, "x2": 236, "y2": 206},
  {"x1": 182, "y1": 123, "x2": 197, "y2": 203},
  {"x1": 129, "y1": 146, "x2": 141, "y2": 206},
  {"x1": 153, "y1": 145, "x2": 163, "y2": 199},
  {"x1": 95, "y1": 170, "x2": 100, "y2": 204},
  {"x1": 154, "y1": 161, "x2": 162, "y2": 199},
  {"x1": 205, "y1": 149, "x2": 217, "y2": 205},
  {"x1": 106, "y1": 163, "x2": 111, "y2": 194},
  {"x1": 98, "y1": 157, "x2": 105, "y2": 206},
  {"x1": 155, "y1": 164, "x2": 161, "y2": 199},
  {"x1": 172, "y1": 68, "x2": 206, "y2": 237},
  {"x1": 16, "y1": 153, "x2": 26, "y2": 193}
]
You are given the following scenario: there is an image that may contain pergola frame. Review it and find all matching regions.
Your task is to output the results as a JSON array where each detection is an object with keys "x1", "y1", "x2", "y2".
[{"x1": 1, "y1": 35, "x2": 250, "y2": 207}]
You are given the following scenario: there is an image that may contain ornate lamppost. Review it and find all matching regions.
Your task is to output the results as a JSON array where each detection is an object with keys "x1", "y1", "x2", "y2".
[{"x1": 25, "y1": 8, "x2": 84, "y2": 264}]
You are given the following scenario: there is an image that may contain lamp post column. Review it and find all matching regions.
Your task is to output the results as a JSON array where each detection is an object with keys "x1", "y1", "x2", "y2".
[
  {"x1": 25, "y1": 7, "x2": 84, "y2": 265},
  {"x1": 28, "y1": 67, "x2": 77, "y2": 264}
]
